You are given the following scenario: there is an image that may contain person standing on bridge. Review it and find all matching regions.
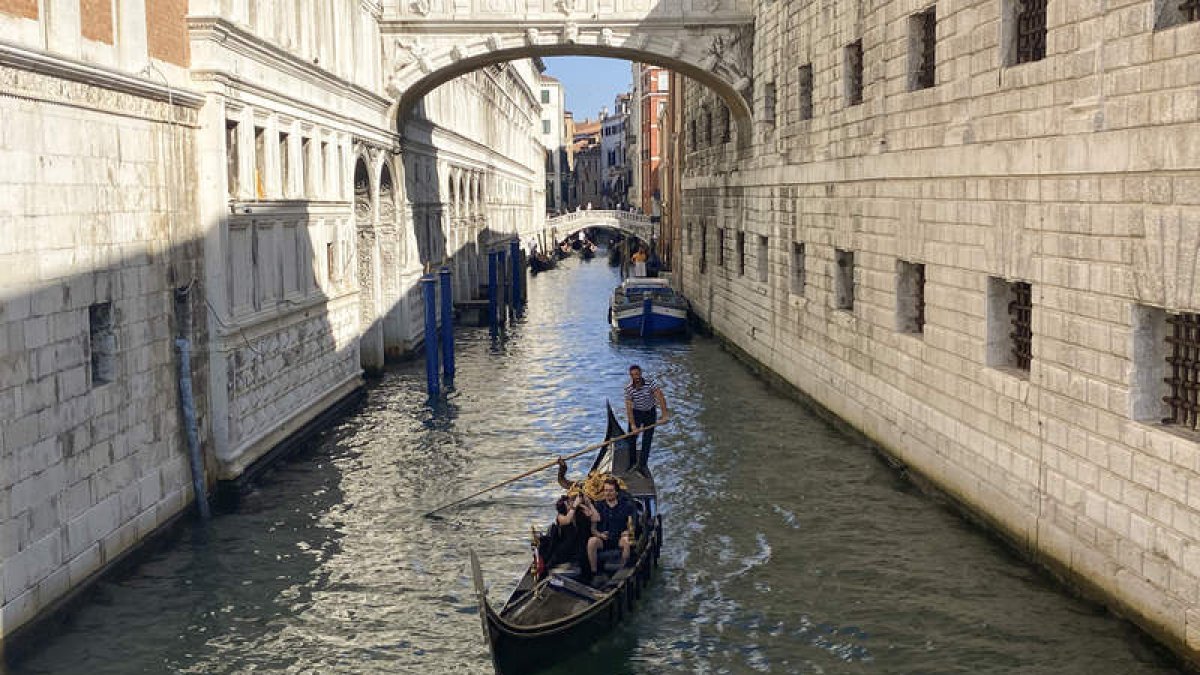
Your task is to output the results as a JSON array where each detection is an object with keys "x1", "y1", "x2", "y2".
[{"x1": 624, "y1": 364, "x2": 669, "y2": 474}]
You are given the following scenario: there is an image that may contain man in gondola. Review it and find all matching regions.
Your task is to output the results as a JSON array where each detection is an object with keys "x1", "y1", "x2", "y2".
[
  {"x1": 624, "y1": 364, "x2": 669, "y2": 475},
  {"x1": 586, "y1": 478, "x2": 636, "y2": 582}
]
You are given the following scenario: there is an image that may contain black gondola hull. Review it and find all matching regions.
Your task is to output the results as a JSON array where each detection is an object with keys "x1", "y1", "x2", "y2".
[{"x1": 471, "y1": 403, "x2": 661, "y2": 675}]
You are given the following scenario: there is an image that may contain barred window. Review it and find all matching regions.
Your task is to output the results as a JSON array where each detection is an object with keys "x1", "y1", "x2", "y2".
[
  {"x1": 896, "y1": 260, "x2": 926, "y2": 334},
  {"x1": 835, "y1": 249, "x2": 855, "y2": 310},
  {"x1": 987, "y1": 277, "x2": 1032, "y2": 374},
  {"x1": 798, "y1": 64, "x2": 814, "y2": 120},
  {"x1": 764, "y1": 82, "x2": 777, "y2": 125},
  {"x1": 909, "y1": 7, "x2": 936, "y2": 91},
  {"x1": 1010, "y1": 0, "x2": 1047, "y2": 65},
  {"x1": 844, "y1": 40, "x2": 864, "y2": 106},
  {"x1": 1155, "y1": 0, "x2": 1200, "y2": 29}
]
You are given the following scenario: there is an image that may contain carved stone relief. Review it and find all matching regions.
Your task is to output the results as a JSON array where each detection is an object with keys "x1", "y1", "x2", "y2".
[{"x1": 704, "y1": 26, "x2": 754, "y2": 94}]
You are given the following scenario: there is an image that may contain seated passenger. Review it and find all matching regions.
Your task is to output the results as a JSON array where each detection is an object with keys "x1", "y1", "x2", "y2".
[
  {"x1": 543, "y1": 492, "x2": 599, "y2": 570},
  {"x1": 586, "y1": 478, "x2": 637, "y2": 577}
]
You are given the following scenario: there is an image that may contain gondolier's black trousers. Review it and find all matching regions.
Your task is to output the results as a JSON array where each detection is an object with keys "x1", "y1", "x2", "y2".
[{"x1": 632, "y1": 408, "x2": 657, "y2": 468}]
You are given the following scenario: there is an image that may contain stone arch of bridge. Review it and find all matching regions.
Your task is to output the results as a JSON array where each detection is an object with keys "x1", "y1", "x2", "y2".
[{"x1": 386, "y1": 28, "x2": 755, "y2": 149}]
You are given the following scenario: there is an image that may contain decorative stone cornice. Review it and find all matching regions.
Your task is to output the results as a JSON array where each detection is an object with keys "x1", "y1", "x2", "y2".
[
  {"x1": 187, "y1": 17, "x2": 391, "y2": 111},
  {"x1": 0, "y1": 38, "x2": 205, "y2": 110}
]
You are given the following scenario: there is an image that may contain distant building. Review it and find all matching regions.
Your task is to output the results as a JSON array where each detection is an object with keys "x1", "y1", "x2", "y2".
[
  {"x1": 571, "y1": 116, "x2": 603, "y2": 208},
  {"x1": 538, "y1": 75, "x2": 568, "y2": 214},
  {"x1": 600, "y1": 94, "x2": 630, "y2": 208}
]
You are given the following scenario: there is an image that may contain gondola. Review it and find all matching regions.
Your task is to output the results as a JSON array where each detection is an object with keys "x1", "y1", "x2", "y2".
[
  {"x1": 470, "y1": 404, "x2": 662, "y2": 675},
  {"x1": 529, "y1": 252, "x2": 557, "y2": 274},
  {"x1": 580, "y1": 244, "x2": 596, "y2": 260}
]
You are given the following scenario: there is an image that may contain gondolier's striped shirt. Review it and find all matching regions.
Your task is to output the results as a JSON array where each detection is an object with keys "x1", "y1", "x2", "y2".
[{"x1": 625, "y1": 377, "x2": 661, "y2": 411}]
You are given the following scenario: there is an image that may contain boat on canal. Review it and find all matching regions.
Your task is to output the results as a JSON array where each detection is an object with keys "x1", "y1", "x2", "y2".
[
  {"x1": 470, "y1": 404, "x2": 663, "y2": 675},
  {"x1": 608, "y1": 277, "x2": 689, "y2": 337}
]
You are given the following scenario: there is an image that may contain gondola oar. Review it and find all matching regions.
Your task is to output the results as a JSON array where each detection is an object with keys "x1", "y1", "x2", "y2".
[{"x1": 422, "y1": 420, "x2": 668, "y2": 518}]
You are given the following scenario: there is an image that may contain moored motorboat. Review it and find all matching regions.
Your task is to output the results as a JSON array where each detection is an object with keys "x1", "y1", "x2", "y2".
[
  {"x1": 470, "y1": 405, "x2": 662, "y2": 675},
  {"x1": 608, "y1": 277, "x2": 689, "y2": 337}
]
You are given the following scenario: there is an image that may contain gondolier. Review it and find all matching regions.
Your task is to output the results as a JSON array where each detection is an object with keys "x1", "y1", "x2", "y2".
[{"x1": 624, "y1": 364, "x2": 668, "y2": 474}]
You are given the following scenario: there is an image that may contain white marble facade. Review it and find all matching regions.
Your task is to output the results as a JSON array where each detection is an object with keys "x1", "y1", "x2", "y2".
[{"x1": 0, "y1": 0, "x2": 546, "y2": 642}]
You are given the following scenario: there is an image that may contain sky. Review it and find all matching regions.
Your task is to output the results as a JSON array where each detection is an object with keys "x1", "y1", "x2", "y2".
[{"x1": 543, "y1": 57, "x2": 632, "y2": 121}]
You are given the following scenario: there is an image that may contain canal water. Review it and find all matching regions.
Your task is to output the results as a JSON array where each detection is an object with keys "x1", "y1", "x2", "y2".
[{"x1": 12, "y1": 257, "x2": 1181, "y2": 675}]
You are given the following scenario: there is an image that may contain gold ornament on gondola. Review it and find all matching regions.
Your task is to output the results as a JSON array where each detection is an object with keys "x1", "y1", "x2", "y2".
[{"x1": 567, "y1": 471, "x2": 627, "y2": 500}]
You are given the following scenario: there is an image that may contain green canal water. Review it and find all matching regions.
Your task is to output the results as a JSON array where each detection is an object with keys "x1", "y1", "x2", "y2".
[{"x1": 10, "y1": 257, "x2": 1182, "y2": 674}]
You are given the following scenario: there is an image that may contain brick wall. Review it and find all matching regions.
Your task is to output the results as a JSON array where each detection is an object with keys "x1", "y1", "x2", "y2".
[
  {"x1": 145, "y1": 0, "x2": 188, "y2": 67},
  {"x1": 80, "y1": 0, "x2": 113, "y2": 44},
  {"x1": 678, "y1": 0, "x2": 1200, "y2": 665},
  {"x1": 0, "y1": 0, "x2": 37, "y2": 19}
]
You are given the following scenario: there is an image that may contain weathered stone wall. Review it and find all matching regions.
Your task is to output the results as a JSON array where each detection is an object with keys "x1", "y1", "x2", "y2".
[
  {"x1": 0, "y1": 64, "x2": 205, "y2": 638},
  {"x1": 678, "y1": 0, "x2": 1200, "y2": 662}
]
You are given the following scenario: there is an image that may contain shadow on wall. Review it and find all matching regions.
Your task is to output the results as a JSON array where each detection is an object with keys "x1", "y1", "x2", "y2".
[{"x1": 0, "y1": 194, "x2": 364, "y2": 657}]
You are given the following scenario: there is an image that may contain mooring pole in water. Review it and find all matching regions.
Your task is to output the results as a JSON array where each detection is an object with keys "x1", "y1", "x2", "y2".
[
  {"x1": 509, "y1": 239, "x2": 522, "y2": 313},
  {"x1": 497, "y1": 248, "x2": 508, "y2": 324},
  {"x1": 487, "y1": 251, "x2": 498, "y2": 334},
  {"x1": 439, "y1": 266, "x2": 455, "y2": 385},
  {"x1": 421, "y1": 275, "x2": 440, "y2": 399}
]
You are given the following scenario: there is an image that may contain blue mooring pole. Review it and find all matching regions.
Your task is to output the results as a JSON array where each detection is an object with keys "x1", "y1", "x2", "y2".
[
  {"x1": 497, "y1": 249, "x2": 508, "y2": 323},
  {"x1": 487, "y1": 252, "x2": 498, "y2": 333},
  {"x1": 439, "y1": 266, "x2": 455, "y2": 385},
  {"x1": 509, "y1": 240, "x2": 522, "y2": 312},
  {"x1": 421, "y1": 275, "x2": 439, "y2": 399}
]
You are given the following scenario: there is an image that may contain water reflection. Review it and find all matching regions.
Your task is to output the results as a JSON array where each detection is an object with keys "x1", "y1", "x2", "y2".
[{"x1": 11, "y1": 256, "x2": 1181, "y2": 675}]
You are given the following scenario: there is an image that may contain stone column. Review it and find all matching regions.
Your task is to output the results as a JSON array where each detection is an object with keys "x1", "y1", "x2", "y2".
[{"x1": 355, "y1": 151, "x2": 385, "y2": 373}]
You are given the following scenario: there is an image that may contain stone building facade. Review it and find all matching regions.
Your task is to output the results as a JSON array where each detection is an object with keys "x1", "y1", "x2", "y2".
[
  {"x1": 1, "y1": 0, "x2": 545, "y2": 646},
  {"x1": 675, "y1": 0, "x2": 1200, "y2": 663}
]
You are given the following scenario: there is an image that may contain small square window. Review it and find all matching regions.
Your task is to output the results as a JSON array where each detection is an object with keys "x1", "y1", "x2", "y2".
[
  {"x1": 763, "y1": 82, "x2": 777, "y2": 125},
  {"x1": 1005, "y1": 0, "x2": 1047, "y2": 66},
  {"x1": 790, "y1": 242, "x2": 806, "y2": 295},
  {"x1": 987, "y1": 277, "x2": 1032, "y2": 373},
  {"x1": 797, "y1": 64, "x2": 814, "y2": 121},
  {"x1": 844, "y1": 40, "x2": 864, "y2": 106},
  {"x1": 756, "y1": 235, "x2": 768, "y2": 282},
  {"x1": 909, "y1": 7, "x2": 937, "y2": 91},
  {"x1": 835, "y1": 249, "x2": 855, "y2": 310},
  {"x1": 896, "y1": 260, "x2": 926, "y2": 334},
  {"x1": 541, "y1": 89, "x2": 551, "y2": 104},
  {"x1": 1155, "y1": 0, "x2": 1200, "y2": 29},
  {"x1": 736, "y1": 231, "x2": 746, "y2": 276},
  {"x1": 89, "y1": 302, "x2": 116, "y2": 386}
]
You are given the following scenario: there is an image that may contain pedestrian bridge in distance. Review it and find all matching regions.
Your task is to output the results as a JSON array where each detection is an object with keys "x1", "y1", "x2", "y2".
[
  {"x1": 380, "y1": 0, "x2": 756, "y2": 148},
  {"x1": 547, "y1": 210, "x2": 656, "y2": 242}
]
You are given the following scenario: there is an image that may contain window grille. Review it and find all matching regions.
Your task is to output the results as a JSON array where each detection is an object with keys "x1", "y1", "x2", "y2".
[
  {"x1": 1182, "y1": 0, "x2": 1200, "y2": 22},
  {"x1": 700, "y1": 225, "x2": 709, "y2": 273},
  {"x1": 845, "y1": 40, "x2": 864, "y2": 106},
  {"x1": 913, "y1": 8, "x2": 936, "y2": 90},
  {"x1": 721, "y1": 105, "x2": 732, "y2": 143},
  {"x1": 1015, "y1": 0, "x2": 1047, "y2": 64},
  {"x1": 704, "y1": 106, "x2": 713, "y2": 145},
  {"x1": 1163, "y1": 312, "x2": 1200, "y2": 429},
  {"x1": 914, "y1": 264, "x2": 926, "y2": 331},
  {"x1": 798, "y1": 64, "x2": 814, "y2": 120},
  {"x1": 736, "y1": 231, "x2": 746, "y2": 276},
  {"x1": 764, "y1": 82, "x2": 777, "y2": 125},
  {"x1": 89, "y1": 302, "x2": 116, "y2": 386},
  {"x1": 1008, "y1": 281, "x2": 1032, "y2": 370}
]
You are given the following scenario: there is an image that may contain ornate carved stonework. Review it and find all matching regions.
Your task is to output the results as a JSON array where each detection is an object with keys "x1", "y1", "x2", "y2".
[
  {"x1": 410, "y1": 0, "x2": 431, "y2": 15},
  {"x1": 451, "y1": 44, "x2": 468, "y2": 61},
  {"x1": 600, "y1": 27, "x2": 614, "y2": 46},
  {"x1": 562, "y1": 22, "x2": 579, "y2": 43},
  {"x1": 554, "y1": 0, "x2": 577, "y2": 14},
  {"x1": 393, "y1": 37, "x2": 433, "y2": 73},
  {"x1": 705, "y1": 27, "x2": 753, "y2": 94},
  {"x1": 525, "y1": 27, "x2": 540, "y2": 44},
  {"x1": 487, "y1": 33, "x2": 503, "y2": 50}
]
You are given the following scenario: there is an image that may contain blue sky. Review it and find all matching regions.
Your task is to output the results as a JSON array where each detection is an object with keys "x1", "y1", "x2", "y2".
[{"x1": 543, "y1": 57, "x2": 632, "y2": 120}]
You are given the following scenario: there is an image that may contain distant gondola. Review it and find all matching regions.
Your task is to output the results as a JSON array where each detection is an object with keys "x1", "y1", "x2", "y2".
[
  {"x1": 529, "y1": 252, "x2": 557, "y2": 274},
  {"x1": 580, "y1": 244, "x2": 596, "y2": 260},
  {"x1": 470, "y1": 404, "x2": 662, "y2": 675},
  {"x1": 607, "y1": 245, "x2": 622, "y2": 267}
]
